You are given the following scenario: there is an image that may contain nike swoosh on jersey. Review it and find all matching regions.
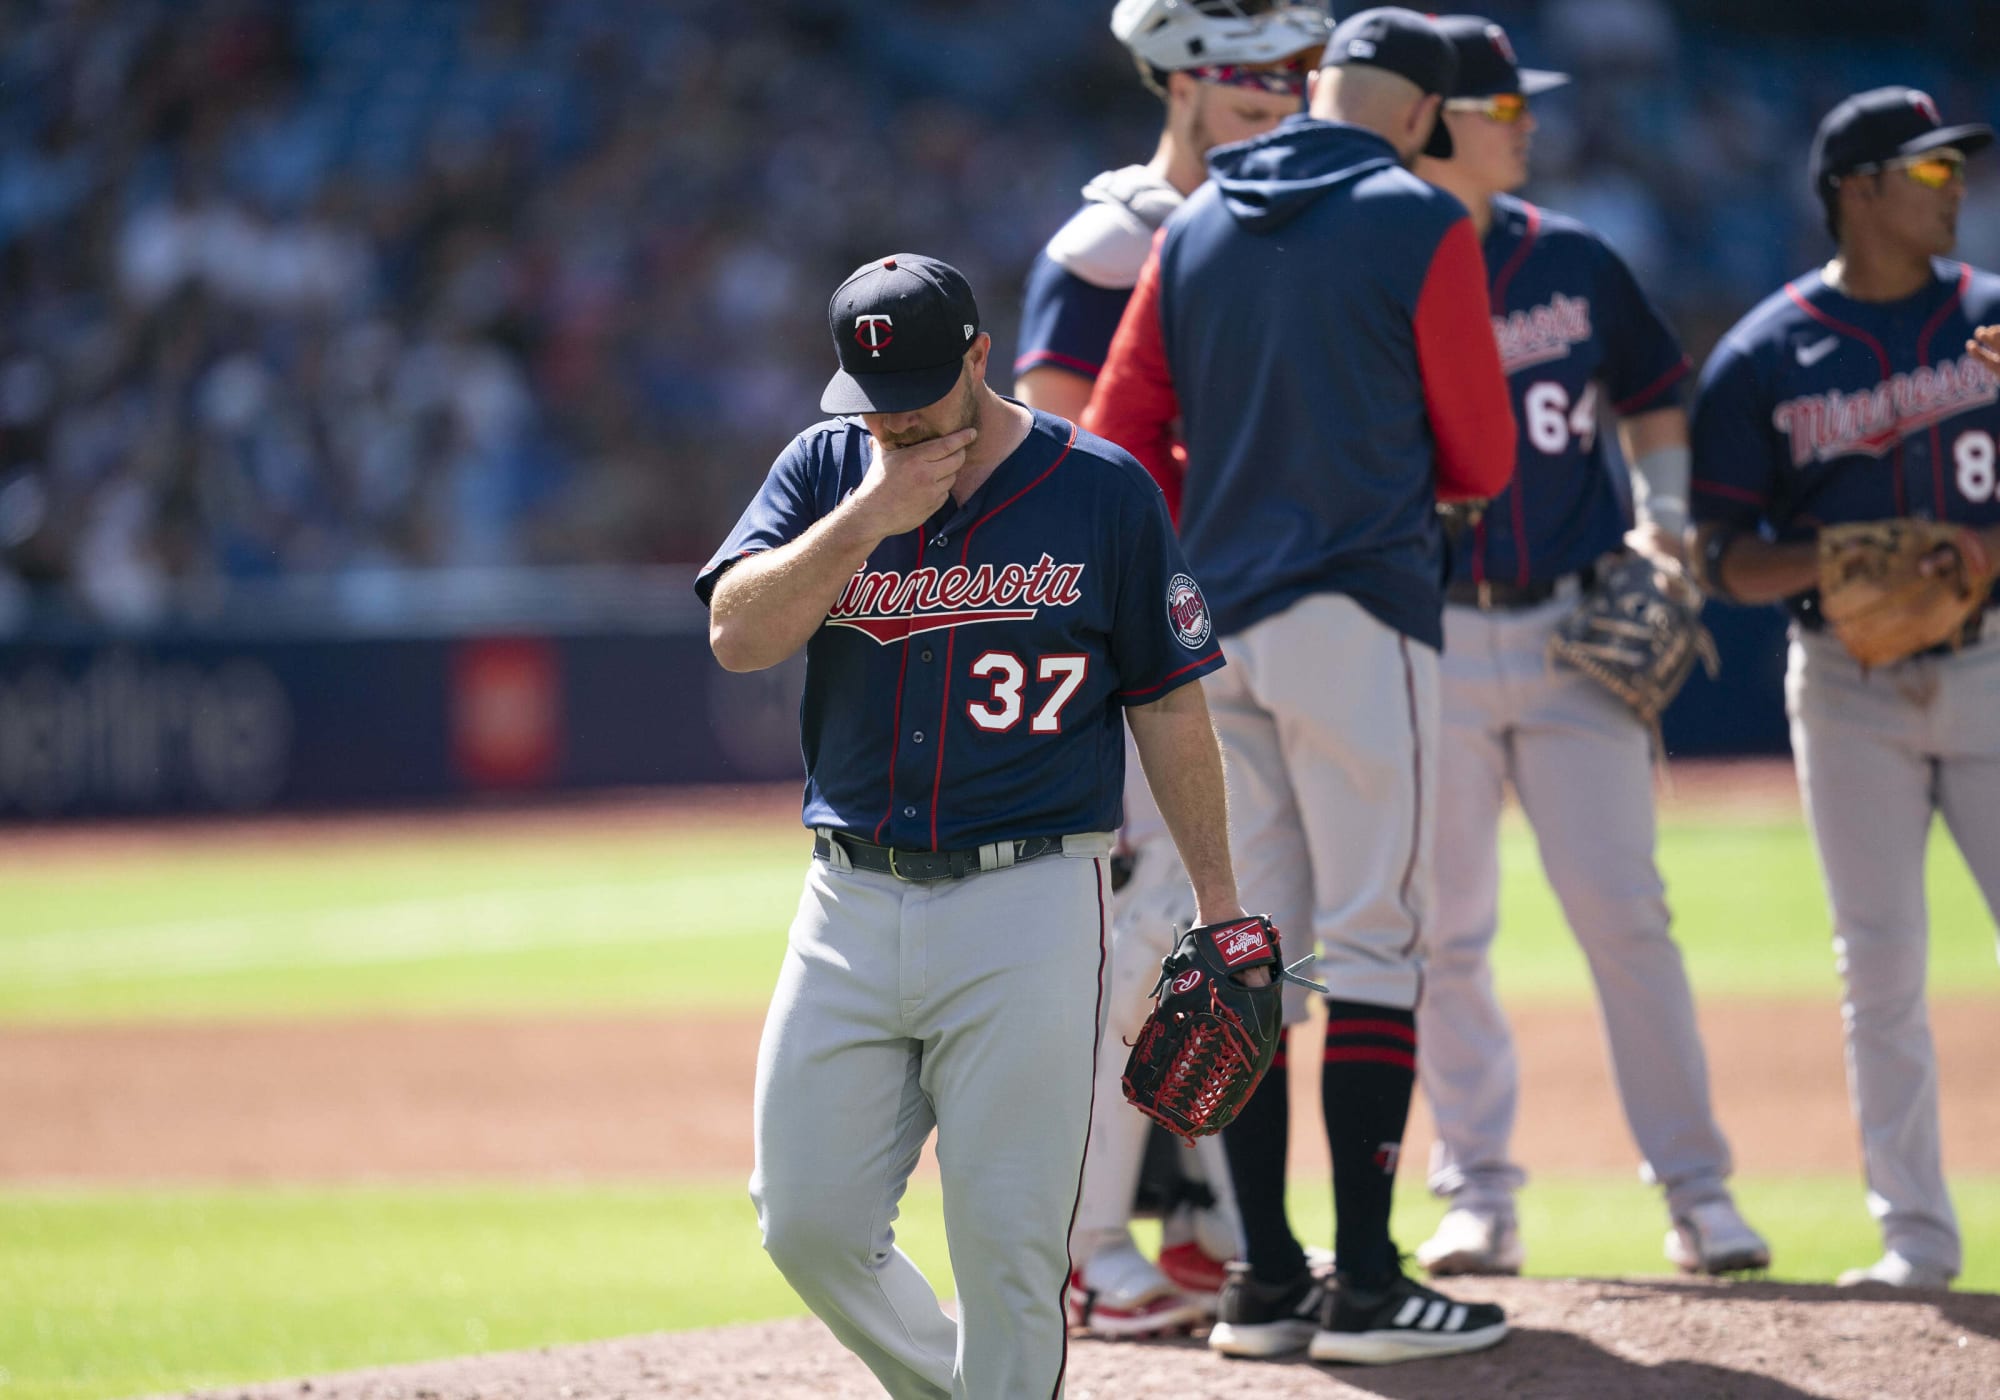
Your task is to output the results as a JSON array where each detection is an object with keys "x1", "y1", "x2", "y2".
[{"x1": 1795, "y1": 335, "x2": 1841, "y2": 367}]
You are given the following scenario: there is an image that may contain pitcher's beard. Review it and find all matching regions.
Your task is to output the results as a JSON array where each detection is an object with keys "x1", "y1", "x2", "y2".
[{"x1": 877, "y1": 378, "x2": 981, "y2": 449}]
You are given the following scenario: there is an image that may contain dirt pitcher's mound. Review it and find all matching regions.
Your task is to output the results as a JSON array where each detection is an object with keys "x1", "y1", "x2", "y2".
[{"x1": 163, "y1": 1276, "x2": 2000, "y2": 1400}]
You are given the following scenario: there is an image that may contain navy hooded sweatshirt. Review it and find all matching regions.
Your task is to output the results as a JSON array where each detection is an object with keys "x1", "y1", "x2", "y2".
[{"x1": 1085, "y1": 115, "x2": 1515, "y2": 649}]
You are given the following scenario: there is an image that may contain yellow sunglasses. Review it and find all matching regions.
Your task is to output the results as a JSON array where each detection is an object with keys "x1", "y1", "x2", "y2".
[
  {"x1": 1444, "y1": 92, "x2": 1530, "y2": 125},
  {"x1": 1852, "y1": 150, "x2": 1967, "y2": 189}
]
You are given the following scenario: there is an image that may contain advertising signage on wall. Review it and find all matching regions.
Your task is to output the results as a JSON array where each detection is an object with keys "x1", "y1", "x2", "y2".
[
  {"x1": 0, "y1": 631, "x2": 806, "y2": 818},
  {"x1": 0, "y1": 604, "x2": 1784, "y2": 820}
]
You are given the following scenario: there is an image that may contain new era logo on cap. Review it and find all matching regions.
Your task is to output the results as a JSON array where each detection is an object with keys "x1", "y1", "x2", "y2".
[{"x1": 822, "y1": 254, "x2": 983, "y2": 415}]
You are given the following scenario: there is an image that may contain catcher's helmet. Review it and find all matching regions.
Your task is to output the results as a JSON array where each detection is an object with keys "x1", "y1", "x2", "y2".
[{"x1": 1111, "y1": 0, "x2": 1332, "y2": 74}]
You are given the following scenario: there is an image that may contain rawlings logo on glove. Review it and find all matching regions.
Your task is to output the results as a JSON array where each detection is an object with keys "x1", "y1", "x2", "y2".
[
  {"x1": 1121, "y1": 916, "x2": 1323, "y2": 1143},
  {"x1": 1818, "y1": 519, "x2": 1995, "y2": 669}
]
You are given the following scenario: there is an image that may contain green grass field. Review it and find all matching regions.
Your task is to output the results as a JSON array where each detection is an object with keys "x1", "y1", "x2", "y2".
[
  {"x1": 7, "y1": 1177, "x2": 2000, "y2": 1400},
  {"x1": 3, "y1": 804, "x2": 1997, "y2": 1399},
  {"x1": 5, "y1": 811, "x2": 1997, "y2": 1023}
]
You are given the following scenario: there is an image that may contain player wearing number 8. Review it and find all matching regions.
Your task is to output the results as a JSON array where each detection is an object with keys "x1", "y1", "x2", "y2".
[
  {"x1": 1405, "y1": 15, "x2": 1766, "y2": 1282},
  {"x1": 1691, "y1": 86, "x2": 2000, "y2": 1290}
]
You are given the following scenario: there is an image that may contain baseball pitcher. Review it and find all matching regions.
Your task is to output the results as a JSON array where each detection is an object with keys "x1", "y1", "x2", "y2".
[{"x1": 700, "y1": 254, "x2": 1247, "y2": 1397}]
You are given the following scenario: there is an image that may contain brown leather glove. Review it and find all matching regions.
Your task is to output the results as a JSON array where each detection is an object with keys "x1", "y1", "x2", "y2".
[{"x1": 1818, "y1": 519, "x2": 1995, "y2": 668}]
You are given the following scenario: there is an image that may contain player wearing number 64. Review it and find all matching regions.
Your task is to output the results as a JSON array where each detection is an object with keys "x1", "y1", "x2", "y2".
[{"x1": 1403, "y1": 14, "x2": 1767, "y2": 1282}]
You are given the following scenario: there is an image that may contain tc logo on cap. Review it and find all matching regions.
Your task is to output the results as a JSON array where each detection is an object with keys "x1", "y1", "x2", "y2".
[
  {"x1": 1487, "y1": 24, "x2": 1517, "y2": 64},
  {"x1": 854, "y1": 315, "x2": 894, "y2": 357},
  {"x1": 1911, "y1": 90, "x2": 1942, "y2": 125},
  {"x1": 1346, "y1": 37, "x2": 1376, "y2": 58}
]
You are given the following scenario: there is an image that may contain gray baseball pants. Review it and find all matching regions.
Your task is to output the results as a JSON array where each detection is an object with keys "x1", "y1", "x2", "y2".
[
  {"x1": 1418, "y1": 594, "x2": 1735, "y2": 1220},
  {"x1": 750, "y1": 836, "x2": 1112, "y2": 1400},
  {"x1": 1788, "y1": 626, "x2": 2000, "y2": 1279}
]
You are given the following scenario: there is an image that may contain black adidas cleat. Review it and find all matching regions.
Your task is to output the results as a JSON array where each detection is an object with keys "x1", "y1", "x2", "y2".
[
  {"x1": 1207, "y1": 1264, "x2": 1326, "y2": 1358},
  {"x1": 1307, "y1": 1270, "x2": 1508, "y2": 1365}
]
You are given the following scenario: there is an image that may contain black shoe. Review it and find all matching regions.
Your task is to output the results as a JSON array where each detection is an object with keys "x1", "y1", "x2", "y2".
[
  {"x1": 1207, "y1": 1264, "x2": 1326, "y2": 1358},
  {"x1": 1307, "y1": 1270, "x2": 1508, "y2": 1365}
]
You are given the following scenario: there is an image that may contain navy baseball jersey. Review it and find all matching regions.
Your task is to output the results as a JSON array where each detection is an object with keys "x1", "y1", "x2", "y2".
[
  {"x1": 695, "y1": 408, "x2": 1224, "y2": 849},
  {"x1": 1691, "y1": 259, "x2": 2000, "y2": 619},
  {"x1": 1014, "y1": 166, "x2": 1184, "y2": 385},
  {"x1": 1458, "y1": 195, "x2": 1692, "y2": 588},
  {"x1": 1015, "y1": 252, "x2": 1132, "y2": 383}
]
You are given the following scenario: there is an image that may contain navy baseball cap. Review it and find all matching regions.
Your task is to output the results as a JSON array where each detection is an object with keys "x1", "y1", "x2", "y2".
[
  {"x1": 1434, "y1": 16, "x2": 1569, "y2": 99},
  {"x1": 1811, "y1": 86, "x2": 1993, "y2": 194},
  {"x1": 1323, "y1": 8, "x2": 1457, "y2": 158},
  {"x1": 822, "y1": 255, "x2": 982, "y2": 415}
]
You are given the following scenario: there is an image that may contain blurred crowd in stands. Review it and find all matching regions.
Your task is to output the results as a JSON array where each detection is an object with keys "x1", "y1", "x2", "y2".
[{"x1": 3, "y1": 0, "x2": 1999, "y2": 627}]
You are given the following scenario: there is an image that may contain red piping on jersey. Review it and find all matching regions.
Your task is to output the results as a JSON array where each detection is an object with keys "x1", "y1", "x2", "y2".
[
  {"x1": 1323, "y1": 1045, "x2": 1418, "y2": 1070},
  {"x1": 1395, "y1": 635, "x2": 1425, "y2": 960},
  {"x1": 1511, "y1": 471, "x2": 1531, "y2": 586},
  {"x1": 1325, "y1": 1018, "x2": 1418, "y2": 1045},
  {"x1": 1614, "y1": 356, "x2": 1693, "y2": 415},
  {"x1": 1474, "y1": 202, "x2": 1540, "y2": 585},
  {"x1": 1785, "y1": 281, "x2": 1906, "y2": 515},
  {"x1": 874, "y1": 531, "x2": 927, "y2": 843},
  {"x1": 1115, "y1": 650, "x2": 1222, "y2": 701},
  {"x1": 700, "y1": 546, "x2": 763, "y2": 598},
  {"x1": 1014, "y1": 348, "x2": 1102, "y2": 378},
  {"x1": 928, "y1": 422, "x2": 1081, "y2": 850},
  {"x1": 1489, "y1": 201, "x2": 1541, "y2": 308},
  {"x1": 1691, "y1": 478, "x2": 1768, "y2": 506},
  {"x1": 1916, "y1": 263, "x2": 1971, "y2": 520},
  {"x1": 1053, "y1": 859, "x2": 1110, "y2": 1400}
]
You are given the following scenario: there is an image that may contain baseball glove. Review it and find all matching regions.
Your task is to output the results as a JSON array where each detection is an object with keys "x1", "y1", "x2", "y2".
[
  {"x1": 1548, "y1": 551, "x2": 1719, "y2": 727},
  {"x1": 1121, "y1": 916, "x2": 1320, "y2": 1143},
  {"x1": 1818, "y1": 519, "x2": 1995, "y2": 668}
]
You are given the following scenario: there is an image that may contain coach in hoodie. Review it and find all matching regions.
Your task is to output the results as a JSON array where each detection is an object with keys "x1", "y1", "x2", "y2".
[{"x1": 1086, "y1": 6, "x2": 1515, "y2": 1368}]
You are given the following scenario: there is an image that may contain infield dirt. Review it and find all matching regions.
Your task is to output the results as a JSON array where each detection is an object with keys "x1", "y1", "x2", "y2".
[
  {"x1": 13, "y1": 763, "x2": 2000, "y2": 1398},
  {"x1": 154, "y1": 1278, "x2": 2000, "y2": 1400}
]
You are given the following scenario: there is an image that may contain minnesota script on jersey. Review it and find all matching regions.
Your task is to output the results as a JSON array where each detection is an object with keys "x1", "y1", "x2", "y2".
[
  {"x1": 1458, "y1": 194, "x2": 1692, "y2": 590},
  {"x1": 1692, "y1": 259, "x2": 2000, "y2": 614},
  {"x1": 697, "y1": 409, "x2": 1225, "y2": 849}
]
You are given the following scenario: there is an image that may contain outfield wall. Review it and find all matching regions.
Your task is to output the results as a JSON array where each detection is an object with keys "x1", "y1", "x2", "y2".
[{"x1": 0, "y1": 577, "x2": 1791, "y2": 818}]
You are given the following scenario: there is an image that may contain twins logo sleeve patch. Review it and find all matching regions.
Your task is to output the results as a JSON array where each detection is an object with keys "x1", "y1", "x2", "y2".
[{"x1": 1168, "y1": 573, "x2": 1213, "y2": 649}]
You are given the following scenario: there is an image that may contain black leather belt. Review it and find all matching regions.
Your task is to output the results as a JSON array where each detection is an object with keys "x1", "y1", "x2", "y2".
[
  {"x1": 813, "y1": 829, "x2": 1068, "y2": 882},
  {"x1": 1446, "y1": 564, "x2": 1596, "y2": 612}
]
